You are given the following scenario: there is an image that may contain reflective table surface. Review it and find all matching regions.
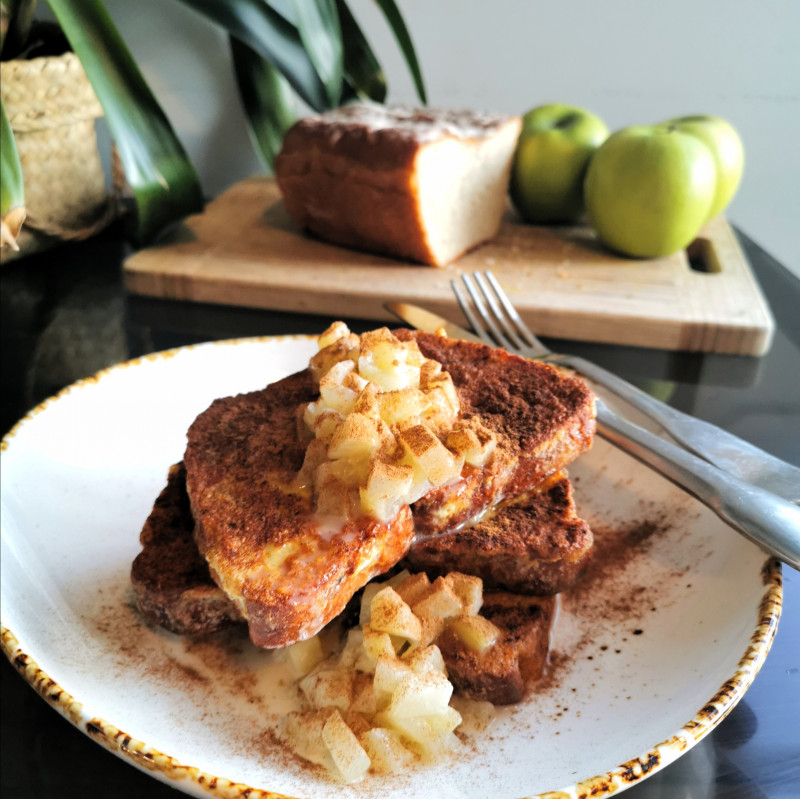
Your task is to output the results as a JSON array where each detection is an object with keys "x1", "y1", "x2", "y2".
[{"x1": 2, "y1": 225, "x2": 798, "y2": 798}]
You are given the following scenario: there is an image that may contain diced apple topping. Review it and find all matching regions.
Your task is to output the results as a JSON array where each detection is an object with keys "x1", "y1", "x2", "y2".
[
  {"x1": 446, "y1": 418, "x2": 497, "y2": 466},
  {"x1": 394, "y1": 572, "x2": 431, "y2": 607},
  {"x1": 358, "y1": 727, "x2": 417, "y2": 773},
  {"x1": 378, "y1": 388, "x2": 431, "y2": 427},
  {"x1": 443, "y1": 572, "x2": 484, "y2": 616},
  {"x1": 281, "y1": 570, "x2": 502, "y2": 780},
  {"x1": 404, "y1": 644, "x2": 447, "y2": 675},
  {"x1": 359, "y1": 460, "x2": 414, "y2": 522},
  {"x1": 313, "y1": 463, "x2": 357, "y2": 518},
  {"x1": 328, "y1": 413, "x2": 382, "y2": 461},
  {"x1": 369, "y1": 587, "x2": 422, "y2": 645},
  {"x1": 362, "y1": 627, "x2": 397, "y2": 667},
  {"x1": 448, "y1": 615, "x2": 501, "y2": 655},
  {"x1": 385, "y1": 670, "x2": 453, "y2": 718},
  {"x1": 296, "y1": 322, "x2": 496, "y2": 522},
  {"x1": 318, "y1": 321, "x2": 352, "y2": 350},
  {"x1": 299, "y1": 667, "x2": 354, "y2": 712},
  {"x1": 398, "y1": 424, "x2": 464, "y2": 488},
  {"x1": 322, "y1": 709, "x2": 371, "y2": 783},
  {"x1": 285, "y1": 635, "x2": 325, "y2": 677},
  {"x1": 309, "y1": 330, "x2": 360, "y2": 382},
  {"x1": 281, "y1": 709, "x2": 336, "y2": 769},
  {"x1": 411, "y1": 577, "x2": 464, "y2": 621},
  {"x1": 319, "y1": 360, "x2": 361, "y2": 414}
]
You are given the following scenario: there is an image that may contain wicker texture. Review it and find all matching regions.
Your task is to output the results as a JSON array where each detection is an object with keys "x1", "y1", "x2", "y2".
[{"x1": 1, "y1": 52, "x2": 116, "y2": 262}]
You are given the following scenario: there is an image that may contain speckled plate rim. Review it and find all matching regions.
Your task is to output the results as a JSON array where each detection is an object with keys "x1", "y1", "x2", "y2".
[{"x1": 0, "y1": 336, "x2": 784, "y2": 799}]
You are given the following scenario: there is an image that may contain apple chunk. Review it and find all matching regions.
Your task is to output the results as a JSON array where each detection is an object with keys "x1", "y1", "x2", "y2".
[
  {"x1": 386, "y1": 670, "x2": 453, "y2": 718},
  {"x1": 322, "y1": 710, "x2": 371, "y2": 783},
  {"x1": 359, "y1": 727, "x2": 417, "y2": 773},
  {"x1": 398, "y1": 424, "x2": 463, "y2": 487},
  {"x1": 370, "y1": 586, "x2": 422, "y2": 644}
]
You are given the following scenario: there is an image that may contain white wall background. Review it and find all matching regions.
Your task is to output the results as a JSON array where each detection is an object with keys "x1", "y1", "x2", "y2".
[{"x1": 105, "y1": 0, "x2": 800, "y2": 278}]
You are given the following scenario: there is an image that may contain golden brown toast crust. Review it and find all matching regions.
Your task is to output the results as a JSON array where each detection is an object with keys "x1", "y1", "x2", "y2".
[
  {"x1": 184, "y1": 370, "x2": 415, "y2": 648},
  {"x1": 131, "y1": 463, "x2": 242, "y2": 635},
  {"x1": 395, "y1": 331, "x2": 596, "y2": 536},
  {"x1": 405, "y1": 471, "x2": 593, "y2": 595}
]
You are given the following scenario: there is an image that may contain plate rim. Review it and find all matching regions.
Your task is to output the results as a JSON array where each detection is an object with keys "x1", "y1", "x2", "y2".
[{"x1": 0, "y1": 335, "x2": 785, "y2": 798}]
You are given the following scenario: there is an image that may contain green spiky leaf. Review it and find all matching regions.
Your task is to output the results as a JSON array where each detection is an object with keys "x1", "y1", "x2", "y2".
[
  {"x1": 0, "y1": 97, "x2": 26, "y2": 249},
  {"x1": 336, "y1": 0, "x2": 386, "y2": 102},
  {"x1": 373, "y1": 0, "x2": 426, "y2": 104},
  {"x1": 178, "y1": 0, "x2": 331, "y2": 112},
  {"x1": 230, "y1": 35, "x2": 296, "y2": 170},
  {"x1": 289, "y1": 0, "x2": 342, "y2": 107}
]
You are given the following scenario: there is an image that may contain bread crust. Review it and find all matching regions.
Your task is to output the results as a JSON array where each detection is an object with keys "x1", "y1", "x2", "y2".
[
  {"x1": 437, "y1": 593, "x2": 555, "y2": 705},
  {"x1": 405, "y1": 471, "x2": 593, "y2": 595},
  {"x1": 131, "y1": 463, "x2": 242, "y2": 635}
]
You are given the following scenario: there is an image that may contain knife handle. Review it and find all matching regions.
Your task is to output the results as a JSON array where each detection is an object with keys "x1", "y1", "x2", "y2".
[{"x1": 595, "y1": 402, "x2": 800, "y2": 569}]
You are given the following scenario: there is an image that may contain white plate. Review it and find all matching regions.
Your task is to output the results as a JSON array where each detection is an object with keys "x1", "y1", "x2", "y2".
[{"x1": 0, "y1": 336, "x2": 782, "y2": 799}]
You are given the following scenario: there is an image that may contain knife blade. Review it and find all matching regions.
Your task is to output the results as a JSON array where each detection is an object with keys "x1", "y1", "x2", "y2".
[{"x1": 388, "y1": 302, "x2": 486, "y2": 345}]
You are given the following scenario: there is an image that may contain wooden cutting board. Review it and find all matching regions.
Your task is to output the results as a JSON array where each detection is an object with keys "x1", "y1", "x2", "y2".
[{"x1": 124, "y1": 177, "x2": 774, "y2": 355}]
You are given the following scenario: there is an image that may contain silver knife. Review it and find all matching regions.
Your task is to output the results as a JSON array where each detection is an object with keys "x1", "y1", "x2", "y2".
[
  {"x1": 386, "y1": 301, "x2": 800, "y2": 569},
  {"x1": 387, "y1": 301, "x2": 800, "y2": 504}
]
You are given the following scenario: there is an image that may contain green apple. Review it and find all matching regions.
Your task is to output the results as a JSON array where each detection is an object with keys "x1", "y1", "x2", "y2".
[
  {"x1": 584, "y1": 125, "x2": 717, "y2": 258},
  {"x1": 657, "y1": 114, "x2": 744, "y2": 221},
  {"x1": 510, "y1": 104, "x2": 609, "y2": 224}
]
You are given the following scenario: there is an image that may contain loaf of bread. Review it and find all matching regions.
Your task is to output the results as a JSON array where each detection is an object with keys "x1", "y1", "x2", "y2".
[{"x1": 275, "y1": 103, "x2": 522, "y2": 267}]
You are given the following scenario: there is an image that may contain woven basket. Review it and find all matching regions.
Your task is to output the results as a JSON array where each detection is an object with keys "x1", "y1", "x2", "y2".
[{"x1": 0, "y1": 52, "x2": 120, "y2": 263}]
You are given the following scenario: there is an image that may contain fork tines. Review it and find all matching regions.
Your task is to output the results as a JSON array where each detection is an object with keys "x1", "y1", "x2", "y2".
[{"x1": 452, "y1": 271, "x2": 546, "y2": 356}]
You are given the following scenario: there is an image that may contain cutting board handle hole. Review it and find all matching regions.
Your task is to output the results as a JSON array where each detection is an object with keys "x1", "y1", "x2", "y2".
[{"x1": 687, "y1": 237, "x2": 721, "y2": 274}]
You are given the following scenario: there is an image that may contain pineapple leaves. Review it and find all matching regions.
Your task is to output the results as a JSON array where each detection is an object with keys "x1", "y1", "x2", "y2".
[
  {"x1": 46, "y1": 0, "x2": 204, "y2": 244},
  {"x1": 1, "y1": 0, "x2": 425, "y2": 250},
  {"x1": 227, "y1": 0, "x2": 387, "y2": 169},
  {"x1": 373, "y1": 0, "x2": 426, "y2": 104},
  {"x1": 230, "y1": 35, "x2": 296, "y2": 171},
  {"x1": 0, "y1": 97, "x2": 26, "y2": 249},
  {"x1": 336, "y1": 0, "x2": 386, "y2": 102},
  {"x1": 0, "y1": 0, "x2": 37, "y2": 60},
  {"x1": 289, "y1": 0, "x2": 343, "y2": 108},
  {"x1": 178, "y1": 0, "x2": 331, "y2": 112}
]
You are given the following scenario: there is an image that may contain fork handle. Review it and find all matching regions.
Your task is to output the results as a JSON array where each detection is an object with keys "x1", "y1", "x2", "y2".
[
  {"x1": 553, "y1": 353, "x2": 800, "y2": 504},
  {"x1": 595, "y1": 402, "x2": 800, "y2": 569}
]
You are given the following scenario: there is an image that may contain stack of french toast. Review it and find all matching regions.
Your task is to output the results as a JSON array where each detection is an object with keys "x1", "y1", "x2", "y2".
[{"x1": 131, "y1": 324, "x2": 596, "y2": 705}]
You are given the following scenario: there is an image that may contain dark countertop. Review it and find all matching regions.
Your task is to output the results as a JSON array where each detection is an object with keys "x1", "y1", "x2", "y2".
[{"x1": 1, "y1": 225, "x2": 798, "y2": 798}]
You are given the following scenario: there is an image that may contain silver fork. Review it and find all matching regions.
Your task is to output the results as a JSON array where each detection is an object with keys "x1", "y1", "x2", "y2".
[{"x1": 452, "y1": 271, "x2": 800, "y2": 568}]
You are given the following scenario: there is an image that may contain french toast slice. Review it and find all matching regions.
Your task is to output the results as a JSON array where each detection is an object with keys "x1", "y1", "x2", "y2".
[
  {"x1": 130, "y1": 468, "x2": 560, "y2": 705},
  {"x1": 405, "y1": 470, "x2": 593, "y2": 595},
  {"x1": 131, "y1": 462, "x2": 242, "y2": 635},
  {"x1": 176, "y1": 330, "x2": 593, "y2": 649},
  {"x1": 184, "y1": 369, "x2": 416, "y2": 649},
  {"x1": 436, "y1": 592, "x2": 556, "y2": 705},
  {"x1": 393, "y1": 331, "x2": 596, "y2": 537}
]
